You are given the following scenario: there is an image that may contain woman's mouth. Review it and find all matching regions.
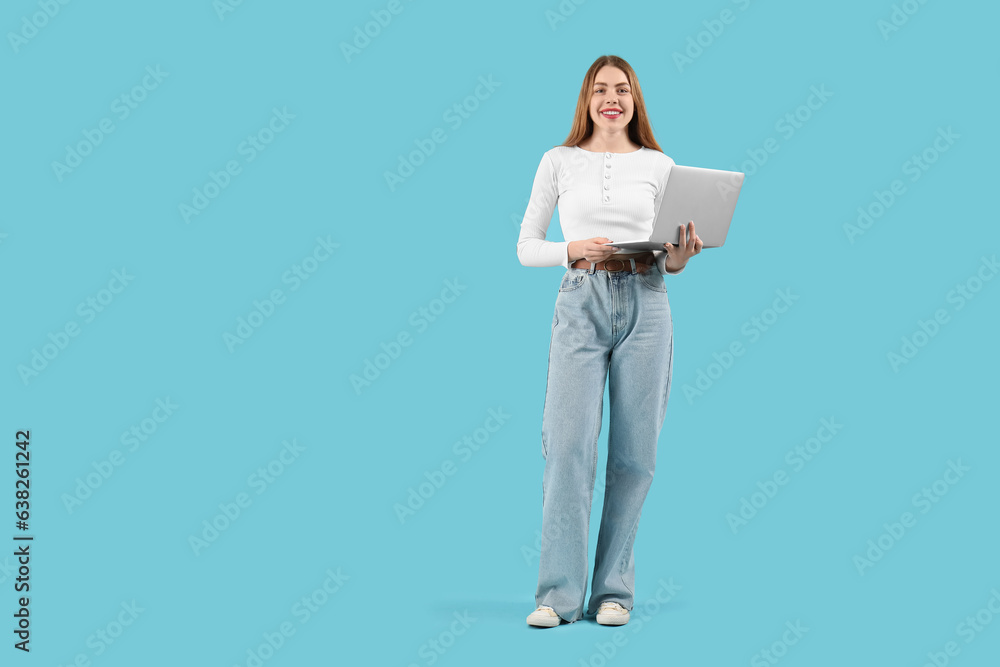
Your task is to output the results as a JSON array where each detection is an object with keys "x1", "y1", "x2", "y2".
[{"x1": 601, "y1": 110, "x2": 622, "y2": 119}]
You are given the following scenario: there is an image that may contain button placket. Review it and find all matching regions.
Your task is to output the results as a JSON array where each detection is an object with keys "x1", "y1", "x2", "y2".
[{"x1": 603, "y1": 152, "x2": 612, "y2": 204}]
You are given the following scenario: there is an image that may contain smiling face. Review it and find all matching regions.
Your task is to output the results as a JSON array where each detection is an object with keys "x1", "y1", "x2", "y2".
[{"x1": 589, "y1": 65, "x2": 634, "y2": 131}]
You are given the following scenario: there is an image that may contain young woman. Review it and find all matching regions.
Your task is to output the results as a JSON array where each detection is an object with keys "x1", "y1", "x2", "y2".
[{"x1": 516, "y1": 55, "x2": 703, "y2": 628}]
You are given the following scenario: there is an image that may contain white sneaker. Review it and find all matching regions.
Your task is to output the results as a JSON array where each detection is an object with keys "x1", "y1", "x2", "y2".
[
  {"x1": 596, "y1": 601, "x2": 630, "y2": 625},
  {"x1": 527, "y1": 605, "x2": 561, "y2": 627}
]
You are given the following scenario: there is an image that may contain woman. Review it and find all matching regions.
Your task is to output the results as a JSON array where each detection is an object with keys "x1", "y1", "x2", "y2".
[{"x1": 516, "y1": 55, "x2": 703, "y2": 628}]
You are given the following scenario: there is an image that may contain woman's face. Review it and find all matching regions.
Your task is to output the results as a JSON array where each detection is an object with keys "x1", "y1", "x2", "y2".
[{"x1": 589, "y1": 65, "x2": 633, "y2": 132}]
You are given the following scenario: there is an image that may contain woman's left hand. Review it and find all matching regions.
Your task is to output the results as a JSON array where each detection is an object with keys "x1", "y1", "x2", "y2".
[{"x1": 663, "y1": 221, "x2": 703, "y2": 271}]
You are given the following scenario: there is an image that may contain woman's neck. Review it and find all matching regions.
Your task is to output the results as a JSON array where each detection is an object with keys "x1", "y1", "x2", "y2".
[{"x1": 579, "y1": 132, "x2": 640, "y2": 153}]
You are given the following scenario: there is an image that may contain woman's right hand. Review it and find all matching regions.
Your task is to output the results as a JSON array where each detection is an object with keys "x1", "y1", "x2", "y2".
[{"x1": 569, "y1": 237, "x2": 620, "y2": 263}]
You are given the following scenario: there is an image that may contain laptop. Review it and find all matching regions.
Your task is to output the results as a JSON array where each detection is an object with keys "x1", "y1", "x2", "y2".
[{"x1": 603, "y1": 165, "x2": 745, "y2": 250}]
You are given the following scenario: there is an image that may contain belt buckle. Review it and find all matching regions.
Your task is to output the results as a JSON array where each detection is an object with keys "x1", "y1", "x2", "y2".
[{"x1": 604, "y1": 258, "x2": 625, "y2": 272}]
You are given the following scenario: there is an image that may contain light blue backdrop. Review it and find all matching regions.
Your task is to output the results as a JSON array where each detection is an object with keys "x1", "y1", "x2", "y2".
[{"x1": 3, "y1": 0, "x2": 998, "y2": 665}]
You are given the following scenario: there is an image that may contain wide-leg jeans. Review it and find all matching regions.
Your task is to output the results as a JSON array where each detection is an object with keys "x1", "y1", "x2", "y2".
[{"x1": 534, "y1": 258, "x2": 674, "y2": 623}]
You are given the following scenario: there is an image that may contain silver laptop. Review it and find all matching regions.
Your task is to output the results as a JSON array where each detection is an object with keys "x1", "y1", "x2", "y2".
[{"x1": 603, "y1": 165, "x2": 745, "y2": 250}]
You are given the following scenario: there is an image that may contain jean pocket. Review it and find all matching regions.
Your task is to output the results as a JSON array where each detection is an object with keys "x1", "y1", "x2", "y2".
[
  {"x1": 637, "y1": 267, "x2": 667, "y2": 292},
  {"x1": 558, "y1": 271, "x2": 587, "y2": 292}
]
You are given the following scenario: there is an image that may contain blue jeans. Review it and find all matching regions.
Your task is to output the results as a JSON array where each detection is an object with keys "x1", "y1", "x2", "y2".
[{"x1": 534, "y1": 258, "x2": 674, "y2": 623}]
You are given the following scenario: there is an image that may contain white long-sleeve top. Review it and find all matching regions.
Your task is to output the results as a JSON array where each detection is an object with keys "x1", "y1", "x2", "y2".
[{"x1": 516, "y1": 145, "x2": 685, "y2": 276}]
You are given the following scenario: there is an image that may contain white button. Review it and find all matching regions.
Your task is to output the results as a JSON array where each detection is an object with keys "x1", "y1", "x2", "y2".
[
  {"x1": 605, "y1": 152, "x2": 612, "y2": 158},
  {"x1": 605, "y1": 173, "x2": 611, "y2": 179},
  {"x1": 605, "y1": 162, "x2": 612, "y2": 168},
  {"x1": 604, "y1": 183, "x2": 610, "y2": 190},
  {"x1": 603, "y1": 195, "x2": 610, "y2": 202}
]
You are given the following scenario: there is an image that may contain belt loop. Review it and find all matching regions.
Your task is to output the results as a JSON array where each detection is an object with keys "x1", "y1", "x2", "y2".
[
  {"x1": 629, "y1": 258, "x2": 636, "y2": 274},
  {"x1": 588, "y1": 262, "x2": 596, "y2": 275}
]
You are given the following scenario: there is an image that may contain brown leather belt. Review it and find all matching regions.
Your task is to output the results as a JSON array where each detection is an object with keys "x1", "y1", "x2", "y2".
[{"x1": 570, "y1": 251, "x2": 656, "y2": 273}]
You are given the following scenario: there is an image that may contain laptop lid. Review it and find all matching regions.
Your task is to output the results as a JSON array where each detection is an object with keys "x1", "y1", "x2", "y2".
[{"x1": 605, "y1": 165, "x2": 745, "y2": 250}]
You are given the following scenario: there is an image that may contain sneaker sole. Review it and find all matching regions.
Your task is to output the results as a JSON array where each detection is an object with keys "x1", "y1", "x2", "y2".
[
  {"x1": 527, "y1": 615, "x2": 561, "y2": 628},
  {"x1": 596, "y1": 614, "x2": 629, "y2": 626}
]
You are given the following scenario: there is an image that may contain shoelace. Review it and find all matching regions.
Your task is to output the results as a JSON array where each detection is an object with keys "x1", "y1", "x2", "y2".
[{"x1": 599, "y1": 602, "x2": 626, "y2": 612}]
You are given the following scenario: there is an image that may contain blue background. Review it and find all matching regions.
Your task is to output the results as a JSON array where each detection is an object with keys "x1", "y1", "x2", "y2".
[{"x1": 2, "y1": 0, "x2": 998, "y2": 665}]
